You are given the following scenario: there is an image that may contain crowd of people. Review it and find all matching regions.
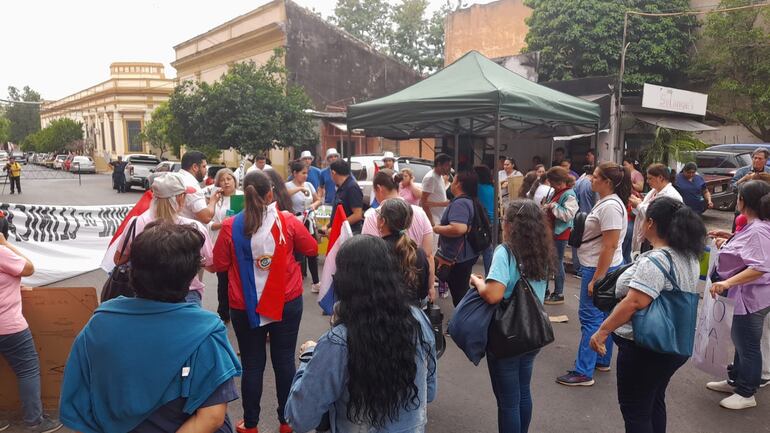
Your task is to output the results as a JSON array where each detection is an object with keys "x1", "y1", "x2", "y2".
[{"x1": 2, "y1": 146, "x2": 770, "y2": 433}]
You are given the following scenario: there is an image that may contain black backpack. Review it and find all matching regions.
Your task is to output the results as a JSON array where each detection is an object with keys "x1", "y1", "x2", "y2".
[
  {"x1": 467, "y1": 198, "x2": 492, "y2": 253},
  {"x1": 568, "y1": 197, "x2": 625, "y2": 248}
]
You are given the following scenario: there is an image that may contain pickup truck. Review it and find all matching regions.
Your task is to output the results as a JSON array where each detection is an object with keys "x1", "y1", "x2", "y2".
[{"x1": 124, "y1": 154, "x2": 161, "y2": 190}]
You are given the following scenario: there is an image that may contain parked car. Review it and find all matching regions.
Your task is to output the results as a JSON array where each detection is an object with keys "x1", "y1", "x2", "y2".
[
  {"x1": 124, "y1": 154, "x2": 161, "y2": 190},
  {"x1": 680, "y1": 150, "x2": 758, "y2": 178},
  {"x1": 147, "y1": 161, "x2": 181, "y2": 186},
  {"x1": 708, "y1": 143, "x2": 770, "y2": 154},
  {"x1": 11, "y1": 151, "x2": 26, "y2": 164},
  {"x1": 0, "y1": 151, "x2": 8, "y2": 166},
  {"x1": 53, "y1": 154, "x2": 68, "y2": 170},
  {"x1": 70, "y1": 156, "x2": 96, "y2": 174},
  {"x1": 347, "y1": 154, "x2": 433, "y2": 205}
]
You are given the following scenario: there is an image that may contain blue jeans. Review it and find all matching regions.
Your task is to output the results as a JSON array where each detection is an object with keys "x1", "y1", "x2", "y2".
[
  {"x1": 0, "y1": 328, "x2": 43, "y2": 425},
  {"x1": 231, "y1": 297, "x2": 303, "y2": 427},
  {"x1": 729, "y1": 306, "x2": 770, "y2": 397},
  {"x1": 550, "y1": 239, "x2": 568, "y2": 296},
  {"x1": 622, "y1": 219, "x2": 634, "y2": 265},
  {"x1": 575, "y1": 266, "x2": 614, "y2": 377},
  {"x1": 483, "y1": 244, "x2": 494, "y2": 276},
  {"x1": 486, "y1": 350, "x2": 538, "y2": 433},
  {"x1": 572, "y1": 246, "x2": 581, "y2": 274}
]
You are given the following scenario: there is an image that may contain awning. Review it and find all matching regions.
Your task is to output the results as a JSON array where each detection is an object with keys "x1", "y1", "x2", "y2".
[
  {"x1": 635, "y1": 114, "x2": 717, "y2": 132},
  {"x1": 554, "y1": 129, "x2": 610, "y2": 141},
  {"x1": 329, "y1": 122, "x2": 347, "y2": 132}
]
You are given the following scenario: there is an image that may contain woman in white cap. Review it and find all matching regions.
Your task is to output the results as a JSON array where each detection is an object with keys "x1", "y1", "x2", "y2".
[
  {"x1": 299, "y1": 150, "x2": 322, "y2": 190},
  {"x1": 113, "y1": 172, "x2": 215, "y2": 305}
]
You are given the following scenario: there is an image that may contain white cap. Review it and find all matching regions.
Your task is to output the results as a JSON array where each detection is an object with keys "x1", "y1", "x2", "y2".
[
  {"x1": 300, "y1": 150, "x2": 314, "y2": 161},
  {"x1": 382, "y1": 151, "x2": 396, "y2": 161},
  {"x1": 325, "y1": 148, "x2": 340, "y2": 159},
  {"x1": 152, "y1": 173, "x2": 195, "y2": 199}
]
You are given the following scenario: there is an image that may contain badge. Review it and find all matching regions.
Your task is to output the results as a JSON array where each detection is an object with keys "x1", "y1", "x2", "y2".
[{"x1": 255, "y1": 255, "x2": 273, "y2": 270}]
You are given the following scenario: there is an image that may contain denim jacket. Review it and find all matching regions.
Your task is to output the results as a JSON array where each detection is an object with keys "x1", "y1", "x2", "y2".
[{"x1": 285, "y1": 306, "x2": 437, "y2": 433}]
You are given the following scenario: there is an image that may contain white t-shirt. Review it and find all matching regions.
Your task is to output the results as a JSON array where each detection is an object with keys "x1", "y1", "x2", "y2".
[
  {"x1": 421, "y1": 169, "x2": 448, "y2": 225},
  {"x1": 361, "y1": 199, "x2": 434, "y2": 250},
  {"x1": 247, "y1": 163, "x2": 273, "y2": 173},
  {"x1": 577, "y1": 194, "x2": 627, "y2": 268},
  {"x1": 498, "y1": 169, "x2": 523, "y2": 182},
  {"x1": 286, "y1": 181, "x2": 316, "y2": 214},
  {"x1": 532, "y1": 183, "x2": 554, "y2": 205},
  {"x1": 178, "y1": 169, "x2": 207, "y2": 220}
]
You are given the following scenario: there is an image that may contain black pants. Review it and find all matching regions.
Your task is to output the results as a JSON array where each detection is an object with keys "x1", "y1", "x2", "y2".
[
  {"x1": 113, "y1": 175, "x2": 125, "y2": 193},
  {"x1": 9, "y1": 176, "x2": 20, "y2": 194},
  {"x1": 448, "y1": 257, "x2": 477, "y2": 307},
  {"x1": 614, "y1": 334, "x2": 689, "y2": 433},
  {"x1": 216, "y1": 271, "x2": 230, "y2": 322},
  {"x1": 295, "y1": 252, "x2": 319, "y2": 285}
]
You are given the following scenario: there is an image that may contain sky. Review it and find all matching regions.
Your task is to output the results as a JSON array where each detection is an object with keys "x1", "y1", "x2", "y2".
[{"x1": 0, "y1": 0, "x2": 496, "y2": 101}]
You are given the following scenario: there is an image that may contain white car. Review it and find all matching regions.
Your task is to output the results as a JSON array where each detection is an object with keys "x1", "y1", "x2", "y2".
[
  {"x1": 71, "y1": 156, "x2": 96, "y2": 173},
  {"x1": 346, "y1": 154, "x2": 433, "y2": 205},
  {"x1": 53, "y1": 154, "x2": 68, "y2": 170}
]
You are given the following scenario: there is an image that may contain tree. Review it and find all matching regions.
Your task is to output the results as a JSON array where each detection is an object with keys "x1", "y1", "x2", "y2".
[
  {"x1": 0, "y1": 117, "x2": 10, "y2": 146},
  {"x1": 169, "y1": 49, "x2": 315, "y2": 157},
  {"x1": 523, "y1": 0, "x2": 697, "y2": 87},
  {"x1": 138, "y1": 102, "x2": 183, "y2": 159},
  {"x1": 5, "y1": 86, "x2": 41, "y2": 143},
  {"x1": 330, "y1": 0, "x2": 462, "y2": 74},
  {"x1": 23, "y1": 118, "x2": 83, "y2": 153},
  {"x1": 691, "y1": 0, "x2": 770, "y2": 141},
  {"x1": 642, "y1": 127, "x2": 707, "y2": 166}
]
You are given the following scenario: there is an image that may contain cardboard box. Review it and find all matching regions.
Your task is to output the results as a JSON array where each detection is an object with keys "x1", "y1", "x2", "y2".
[{"x1": 0, "y1": 287, "x2": 97, "y2": 412}]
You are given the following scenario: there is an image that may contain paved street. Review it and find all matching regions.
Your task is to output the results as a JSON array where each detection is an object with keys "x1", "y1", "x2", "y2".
[{"x1": 2, "y1": 171, "x2": 769, "y2": 432}]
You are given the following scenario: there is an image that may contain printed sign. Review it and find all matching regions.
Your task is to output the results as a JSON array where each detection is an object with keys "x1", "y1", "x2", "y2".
[
  {"x1": 0, "y1": 203, "x2": 131, "y2": 286},
  {"x1": 642, "y1": 83, "x2": 708, "y2": 116}
]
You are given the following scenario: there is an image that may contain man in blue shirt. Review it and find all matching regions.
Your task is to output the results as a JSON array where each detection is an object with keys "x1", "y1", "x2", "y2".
[
  {"x1": 318, "y1": 148, "x2": 340, "y2": 205},
  {"x1": 731, "y1": 147, "x2": 770, "y2": 191},
  {"x1": 324, "y1": 160, "x2": 364, "y2": 234},
  {"x1": 299, "y1": 150, "x2": 322, "y2": 190}
]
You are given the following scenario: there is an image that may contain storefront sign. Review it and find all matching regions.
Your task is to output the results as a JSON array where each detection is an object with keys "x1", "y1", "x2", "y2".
[{"x1": 642, "y1": 83, "x2": 708, "y2": 116}]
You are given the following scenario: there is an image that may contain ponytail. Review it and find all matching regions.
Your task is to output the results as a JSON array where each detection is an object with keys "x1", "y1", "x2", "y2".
[
  {"x1": 242, "y1": 171, "x2": 272, "y2": 236},
  {"x1": 377, "y1": 199, "x2": 420, "y2": 293},
  {"x1": 597, "y1": 162, "x2": 632, "y2": 205},
  {"x1": 394, "y1": 232, "x2": 420, "y2": 291},
  {"x1": 646, "y1": 196, "x2": 706, "y2": 258}
]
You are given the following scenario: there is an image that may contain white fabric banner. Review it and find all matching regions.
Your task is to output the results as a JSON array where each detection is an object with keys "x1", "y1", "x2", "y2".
[
  {"x1": 0, "y1": 203, "x2": 131, "y2": 286},
  {"x1": 692, "y1": 242, "x2": 735, "y2": 377}
]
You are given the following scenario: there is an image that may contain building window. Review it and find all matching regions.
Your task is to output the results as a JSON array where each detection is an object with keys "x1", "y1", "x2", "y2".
[
  {"x1": 110, "y1": 119, "x2": 116, "y2": 152},
  {"x1": 101, "y1": 121, "x2": 105, "y2": 149},
  {"x1": 126, "y1": 120, "x2": 143, "y2": 152}
]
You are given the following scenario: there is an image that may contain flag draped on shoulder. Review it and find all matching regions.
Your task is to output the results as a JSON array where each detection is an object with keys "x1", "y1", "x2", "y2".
[
  {"x1": 100, "y1": 190, "x2": 153, "y2": 272},
  {"x1": 318, "y1": 204, "x2": 352, "y2": 315},
  {"x1": 232, "y1": 203, "x2": 289, "y2": 328}
]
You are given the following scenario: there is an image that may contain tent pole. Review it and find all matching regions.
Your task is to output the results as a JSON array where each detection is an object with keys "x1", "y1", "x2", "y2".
[
  {"x1": 347, "y1": 130, "x2": 352, "y2": 164},
  {"x1": 493, "y1": 113, "x2": 501, "y2": 245},
  {"x1": 454, "y1": 119, "x2": 460, "y2": 171},
  {"x1": 549, "y1": 140, "x2": 555, "y2": 168},
  {"x1": 594, "y1": 123, "x2": 600, "y2": 163}
]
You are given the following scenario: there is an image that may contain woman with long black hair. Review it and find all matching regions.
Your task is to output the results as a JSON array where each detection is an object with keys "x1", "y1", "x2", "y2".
[
  {"x1": 590, "y1": 197, "x2": 706, "y2": 431},
  {"x1": 285, "y1": 235, "x2": 437, "y2": 433},
  {"x1": 213, "y1": 170, "x2": 317, "y2": 433},
  {"x1": 470, "y1": 199, "x2": 555, "y2": 433}
]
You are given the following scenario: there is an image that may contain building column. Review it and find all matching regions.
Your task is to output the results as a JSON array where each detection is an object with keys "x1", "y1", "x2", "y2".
[{"x1": 113, "y1": 111, "x2": 125, "y2": 157}]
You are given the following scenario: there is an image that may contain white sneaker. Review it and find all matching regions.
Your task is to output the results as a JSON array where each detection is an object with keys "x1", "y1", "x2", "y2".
[
  {"x1": 311, "y1": 283, "x2": 320, "y2": 293},
  {"x1": 719, "y1": 393, "x2": 757, "y2": 410},
  {"x1": 706, "y1": 380, "x2": 735, "y2": 394}
]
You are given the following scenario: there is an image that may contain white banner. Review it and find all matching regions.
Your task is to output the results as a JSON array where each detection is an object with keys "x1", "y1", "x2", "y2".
[
  {"x1": 0, "y1": 203, "x2": 131, "y2": 286},
  {"x1": 692, "y1": 242, "x2": 735, "y2": 377}
]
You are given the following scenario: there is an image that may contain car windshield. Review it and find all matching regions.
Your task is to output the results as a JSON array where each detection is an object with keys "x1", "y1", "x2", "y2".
[{"x1": 736, "y1": 153, "x2": 753, "y2": 167}]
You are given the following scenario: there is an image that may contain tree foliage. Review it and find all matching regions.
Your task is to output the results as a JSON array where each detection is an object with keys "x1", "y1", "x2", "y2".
[
  {"x1": 0, "y1": 117, "x2": 10, "y2": 145},
  {"x1": 169, "y1": 49, "x2": 315, "y2": 157},
  {"x1": 523, "y1": 0, "x2": 697, "y2": 87},
  {"x1": 691, "y1": 0, "x2": 770, "y2": 141},
  {"x1": 138, "y1": 102, "x2": 183, "y2": 159},
  {"x1": 23, "y1": 118, "x2": 83, "y2": 153},
  {"x1": 5, "y1": 86, "x2": 41, "y2": 143},
  {"x1": 643, "y1": 127, "x2": 708, "y2": 167},
  {"x1": 330, "y1": 0, "x2": 463, "y2": 73}
]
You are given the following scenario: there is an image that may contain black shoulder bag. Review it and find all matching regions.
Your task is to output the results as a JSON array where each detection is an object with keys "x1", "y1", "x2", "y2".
[
  {"x1": 487, "y1": 246, "x2": 555, "y2": 358},
  {"x1": 101, "y1": 219, "x2": 138, "y2": 302},
  {"x1": 467, "y1": 198, "x2": 492, "y2": 254},
  {"x1": 592, "y1": 262, "x2": 633, "y2": 312}
]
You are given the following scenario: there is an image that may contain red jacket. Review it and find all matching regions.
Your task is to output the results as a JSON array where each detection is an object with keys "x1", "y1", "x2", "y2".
[{"x1": 213, "y1": 211, "x2": 318, "y2": 311}]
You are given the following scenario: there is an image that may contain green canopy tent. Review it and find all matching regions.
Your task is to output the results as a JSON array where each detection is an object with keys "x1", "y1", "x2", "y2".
[{"x1": 347, "y1": 50, "x2": 601, "y2": 242}]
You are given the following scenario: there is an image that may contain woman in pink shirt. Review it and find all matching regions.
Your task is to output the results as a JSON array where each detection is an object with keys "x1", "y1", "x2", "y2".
[
  {"x1": 398, "y1": 168, "x2": 422, "y2": 206},
  {"x1": 708, "y1": 180, "x2": 770, "y2": 410},
  {"x1": 0, "y1": 234, "x2": 62, "y2": 432}
]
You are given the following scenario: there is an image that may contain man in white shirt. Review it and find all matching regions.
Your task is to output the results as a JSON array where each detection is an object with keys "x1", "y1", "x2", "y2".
[
  {"x1": 246, "y1": 155, "x2": 272, "y2": 173},
  {"x1": 420, "y1": 153, "x2": 452, "y2": 227},
  {"x1": 178, "y1": 150, "x2": 220, "y2": 224}
]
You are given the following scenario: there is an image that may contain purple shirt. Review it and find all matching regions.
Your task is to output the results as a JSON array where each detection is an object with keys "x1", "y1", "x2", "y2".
[{"x1": 717, "y1": 220, "x2": 770, "y2": 315}]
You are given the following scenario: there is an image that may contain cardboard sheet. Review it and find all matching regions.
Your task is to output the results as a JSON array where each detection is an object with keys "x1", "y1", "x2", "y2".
[{"x1": 0, "y1": 287, "x2": 97, "y2": 412}]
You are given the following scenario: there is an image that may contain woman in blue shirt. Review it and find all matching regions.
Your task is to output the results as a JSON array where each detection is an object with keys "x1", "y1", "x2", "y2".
[
  {"x1": 469, "y1": 199, "x2": 555, "y2": 433},
  {"x1": 285, "y1": 235, "x2": 437, "y2": 433},
  {"x1": 474, "y1": 165, "x2": 496, "y2": 275},
  {"x1": 675, "y1": 162, "x2": 713, "y2": 214}
]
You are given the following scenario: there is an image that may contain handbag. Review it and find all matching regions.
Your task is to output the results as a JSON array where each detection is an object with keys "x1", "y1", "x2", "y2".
[
  {"x1": 487, "y1": 246, "x2": 555, "y2": 359},
  {"x1": 423, "y1": 301, "x2": 446, "y2": 359},
  {"x1": 632, "y1": 250, "x2": 699, "y2": 356},
  {"x1": 101, "y1": 219, "x2": 138, "y2": 302},
  {"x1": 592, "y1": 263, "x2": 633, "y2": 312},
  {"x1": 447, "y1": 288, "x2": 496, "y2": 365}
]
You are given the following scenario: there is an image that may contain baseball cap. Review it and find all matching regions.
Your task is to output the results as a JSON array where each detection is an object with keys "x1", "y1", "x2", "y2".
[
  {"x1": 152, "y1": 173, "x2": 196, "y2": 199},
  {"x1": 325, "y1": 148, "x2": 340, "y2": 159},
  {"x1": 300, "y1": 150, "x2": 314, "y2": 161}
]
